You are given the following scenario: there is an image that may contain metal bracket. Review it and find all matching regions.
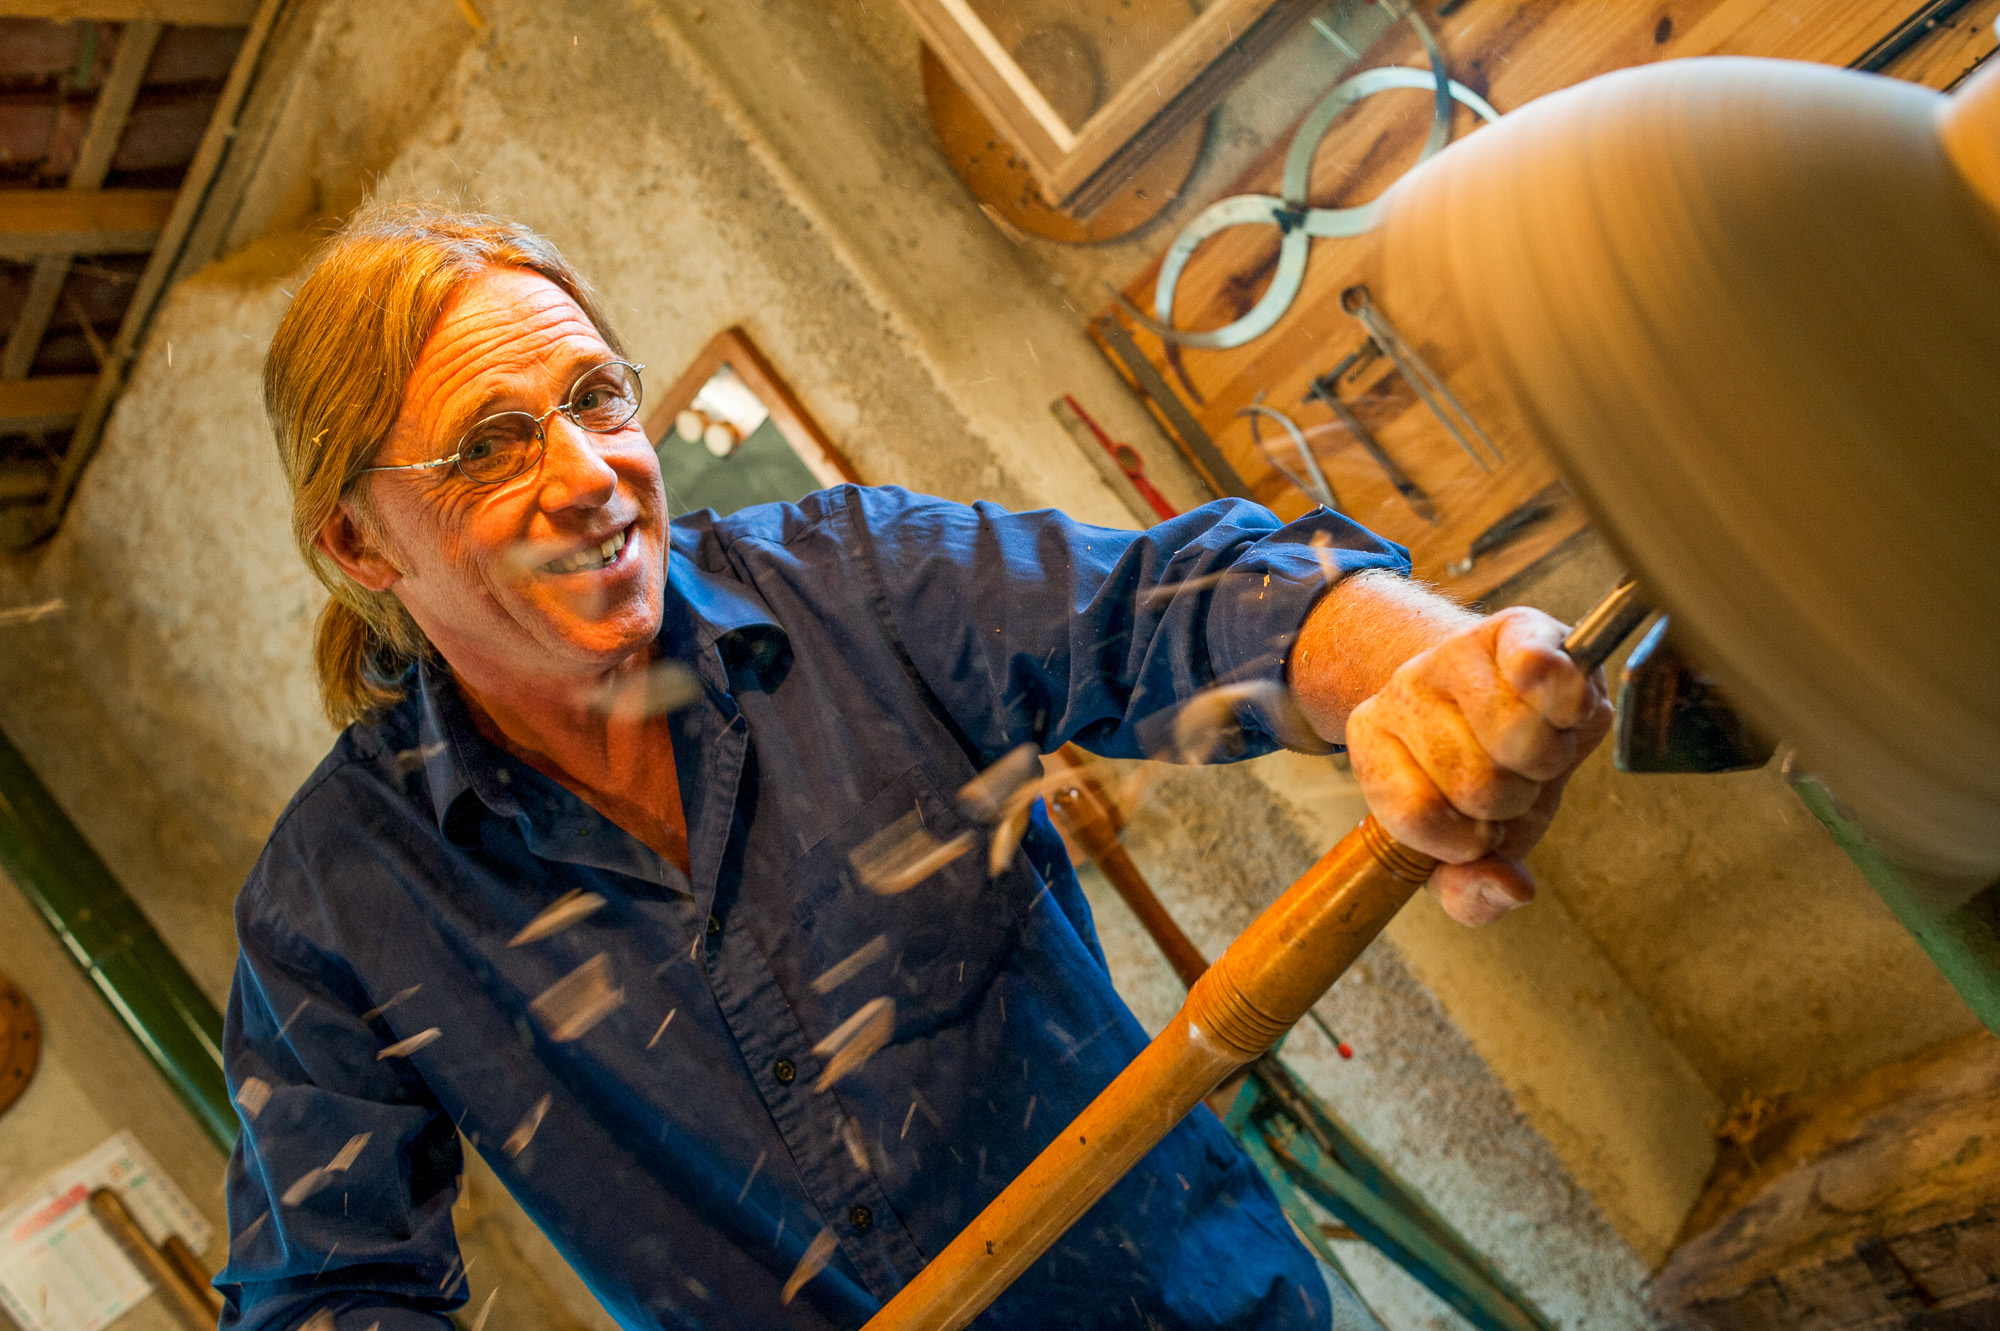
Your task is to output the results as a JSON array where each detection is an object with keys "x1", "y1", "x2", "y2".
[{"x1": 1223, "y1": 1055, "x2": 1554, "y2": 1331}]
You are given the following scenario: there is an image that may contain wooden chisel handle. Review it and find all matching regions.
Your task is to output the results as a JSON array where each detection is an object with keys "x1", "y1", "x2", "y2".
[{"x1": 862, "y1": 580, "x2": 1649, "y2": 1331}]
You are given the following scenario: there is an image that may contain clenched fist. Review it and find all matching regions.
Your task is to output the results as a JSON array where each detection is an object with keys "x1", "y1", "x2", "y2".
[{"x1": 1289, "y1": 573, "x2": 1613, "y2": 926}]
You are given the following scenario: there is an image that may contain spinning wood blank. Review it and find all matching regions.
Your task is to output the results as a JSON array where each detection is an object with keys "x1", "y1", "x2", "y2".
[{"x1": 1379, "y1": 57, "x2": 2000, "y2": 891}]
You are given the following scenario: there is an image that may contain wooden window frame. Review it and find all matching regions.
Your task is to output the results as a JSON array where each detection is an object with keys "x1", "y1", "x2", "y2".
[
  {"x1": 897, "y1": 0, "x2": 1322, "y2": 215},
  {"x1": 643, "y1": 326, "x2": 862, "y2": 490}
]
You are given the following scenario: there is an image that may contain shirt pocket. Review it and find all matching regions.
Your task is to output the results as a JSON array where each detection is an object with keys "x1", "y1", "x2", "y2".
[{"x1": 781, "y1": 762, "x2": 1025, "y2": 1042}]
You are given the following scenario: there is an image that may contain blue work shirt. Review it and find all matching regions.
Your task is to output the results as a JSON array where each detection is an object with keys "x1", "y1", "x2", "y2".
[{"x1": 217, "y1": 486, "x2": 1409, "y2": 1331}]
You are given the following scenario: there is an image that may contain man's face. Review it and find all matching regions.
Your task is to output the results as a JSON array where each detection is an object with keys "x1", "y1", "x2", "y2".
[{"x1": 354, "y1": 267, "x2": 668, "y2": 688}]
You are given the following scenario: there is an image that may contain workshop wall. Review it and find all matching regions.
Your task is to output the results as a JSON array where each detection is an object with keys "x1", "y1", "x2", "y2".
[{"x1": 0, "y1": 1, "x2": 1981, "y2": 1328}]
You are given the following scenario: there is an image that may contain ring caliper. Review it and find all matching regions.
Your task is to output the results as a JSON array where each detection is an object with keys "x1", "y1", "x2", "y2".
[{"x1": 1115, "y1": 3, "x2": 1500, "y2": 351}]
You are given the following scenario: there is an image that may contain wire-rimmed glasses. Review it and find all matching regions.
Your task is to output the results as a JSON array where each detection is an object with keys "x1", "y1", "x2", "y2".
[{"x1": 358, "y1": 359, "x2": 647, "y2": 487}]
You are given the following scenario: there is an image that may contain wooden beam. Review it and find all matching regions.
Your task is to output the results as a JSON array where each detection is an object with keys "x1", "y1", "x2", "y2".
[
  {"x1": 1, "y1": 260, "x2": 70, "y2": 381},
  {"x1": 0, "y1": 464, "x2": 54, "y2": 504},
  {"x1": 0, "y1": 376, "x2": 93, "y2": 433},
  {"x1": 71, "y1": 19, "x2": 164, "y2": 189},
  {"x1": 1059, "y1": 0, "x2": 1323, "y2": 214},
  {"x1": 0, "y1": 190, "x2": 176, "y2": 258},
  {"x1": 168, "y1": 0, "x2": 328, "y2": 279},
  {"x1": 0, "y1": 1, "x2": 254, "y2": 21},
  {"x1": 1651, "y1": 1033, "x2": 2000, "y2": 1328},
  {"x1": 30, "y1": 0, "x2": 291, "y2": 546},
  {"x1": 2, "y1": 20, "x2": 162, "y2": 382}
]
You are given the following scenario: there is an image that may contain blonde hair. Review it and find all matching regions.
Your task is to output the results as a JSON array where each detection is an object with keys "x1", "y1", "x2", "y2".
[{"x1": 266, "y1": 203, "x2": 626, "y2": 729}]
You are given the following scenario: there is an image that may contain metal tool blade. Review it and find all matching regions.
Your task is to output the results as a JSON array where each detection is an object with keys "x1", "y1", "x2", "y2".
[
  {"x1": 1305, "y1": 373, "x2": 1440, "y2": 525},
  {"x1": 1093, "y1": 316, "x2": 1253, "y2": 500}
]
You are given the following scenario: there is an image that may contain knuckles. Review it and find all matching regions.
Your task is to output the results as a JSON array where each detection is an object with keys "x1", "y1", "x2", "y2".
[
  {"x1": 1371, "y1": 778, "x2": 1498, "y2": 863},
  {"x1": 1436, "y1": 760, "x2": 1542, "y2": 824},
  {"x1": 1494, "y1": 721, "x2": 1578, "y2": 782}
]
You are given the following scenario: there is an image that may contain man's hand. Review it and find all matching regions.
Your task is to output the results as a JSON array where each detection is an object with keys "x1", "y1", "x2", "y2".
[
  {"x1": 1345, "y1": 608, "x2": 1611, "y2": 924},
  {"x1": 1288, "y1": 574, "x2": 1612, "y2": 926}
]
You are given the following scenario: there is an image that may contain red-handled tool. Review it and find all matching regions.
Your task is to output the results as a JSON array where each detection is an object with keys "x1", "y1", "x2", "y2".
[{"x1": 1060, "y1": 394, "x2": 1179, "y2": 522}]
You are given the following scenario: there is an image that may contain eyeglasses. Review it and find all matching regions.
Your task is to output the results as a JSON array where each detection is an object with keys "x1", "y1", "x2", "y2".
[{"x1": 358, "y1": 359, "x2": 647, "y2": 487}]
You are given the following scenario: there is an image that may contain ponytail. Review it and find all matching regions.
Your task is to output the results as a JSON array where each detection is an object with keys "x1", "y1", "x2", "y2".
[{"x1": 313, "y1": 593, "x2": 426, "y2": 729}]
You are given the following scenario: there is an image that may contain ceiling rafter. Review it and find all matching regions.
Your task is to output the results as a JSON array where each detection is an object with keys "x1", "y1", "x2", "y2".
[
  {"x1": 0, "y1": 375, "x2": 93, "y2": 433},
  {"x1": 0, "y1": 191, "x2": 178, "y2": 258},
  {"x1": 0, "y1": 2, "x2": 254, "y2": 21},
  {"x1": 0, "y1": 0, "x2": 293, "y2": 546},
  {"x1": 2, "y1": 21, "x2": 163, "y2": 380}
]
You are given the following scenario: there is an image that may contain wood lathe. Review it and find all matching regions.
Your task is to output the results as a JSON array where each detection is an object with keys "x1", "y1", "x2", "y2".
[{"x1": 865, "y1": 50, "x2": 2000, "y2": 1331}]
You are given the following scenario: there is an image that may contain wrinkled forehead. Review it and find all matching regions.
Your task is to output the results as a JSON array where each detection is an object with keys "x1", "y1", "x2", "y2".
[{"x1": 401, "y1": 267, "x2": 610, "y2": 428}]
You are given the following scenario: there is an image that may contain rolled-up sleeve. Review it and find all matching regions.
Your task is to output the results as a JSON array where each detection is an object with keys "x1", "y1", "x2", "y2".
[
  {"x1": 833, "y1": 486, "x2": 1409, "y2": 761},
  {"x1": 217, "y1": 862, "x2": 464, "y2": 1331}
]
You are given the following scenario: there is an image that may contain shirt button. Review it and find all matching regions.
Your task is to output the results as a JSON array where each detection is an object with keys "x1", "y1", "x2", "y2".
[
  {"x1": 773, "y1": 1059, "x2": 795, "y2": 1085},
  {"x1": 706, "y1": 914, "x2": 722, "y2": 938},
  {"x1": 849, "y1": 1206, "x2": 873, "y2": 1233}
]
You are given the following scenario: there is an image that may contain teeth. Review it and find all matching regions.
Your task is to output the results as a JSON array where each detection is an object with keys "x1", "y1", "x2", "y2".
[{"x1": 540, "y1": 528, "x2": 628, "y2": 575}]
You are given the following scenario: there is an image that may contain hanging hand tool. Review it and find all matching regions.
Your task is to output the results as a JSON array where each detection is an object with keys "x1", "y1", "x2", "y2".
[
  {"x1": 861, "y1": 579, "x2": 1654, "y2": 1331},
  {"x1": 90, "y1": 1188, "x2": 224, "y2": 1331},
  {"x1": 1115, "y1": 2, "x2": 1501, "y2": 351},
  {"x1": 1239, "y1": 395, "x2": 1340, "y2": 512},
  {"x1": 1053, "y1": 395, "x2": 1180, "y2": 522},
  {"x1": 1342, "y1": 284, "x2": 1505, "y2": 472},
  {"x1": 1305, "y1": 361, "x2": 1440, "y2": 526},
  {"x1": 1092, "y1": 316, "x2": 1253, "y2": 500},
  {"x1": 1446, "y1": 480, "x2": 1569, "y2": 575}
]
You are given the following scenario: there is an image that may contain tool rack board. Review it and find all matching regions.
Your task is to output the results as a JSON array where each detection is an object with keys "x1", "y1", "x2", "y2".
[{"x1": 1092, "y1": 0, "x2": 1999, "y2": 601}]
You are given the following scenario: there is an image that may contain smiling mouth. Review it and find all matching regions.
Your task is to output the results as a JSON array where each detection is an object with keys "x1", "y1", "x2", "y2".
[{"x1": 539, "y1": 526, "x2": 629, "y2": 575}]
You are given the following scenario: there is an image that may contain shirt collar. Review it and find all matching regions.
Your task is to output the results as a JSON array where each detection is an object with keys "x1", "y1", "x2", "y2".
[
  {"x1": 414, "y1": 529, "x2": 792, "y2": 841},
  {"x1": 413, "y1": 656, "x2": 518, "y2": 844},
  {"x1": 665, "y1": 518, "x2": 793, "y2": 694}
]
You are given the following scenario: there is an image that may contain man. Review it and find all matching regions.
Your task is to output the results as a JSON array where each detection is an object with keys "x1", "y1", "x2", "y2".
[{"x1": 220, "y1": 205, "x2": 1608, "y2": 1331}]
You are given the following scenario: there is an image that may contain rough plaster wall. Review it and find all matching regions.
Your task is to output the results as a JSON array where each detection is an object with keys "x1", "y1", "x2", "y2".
[
  {"x1": 222, "y1": 0, "x2": 475, "y2": 234},
  {"x1": 1491, "y1": 534, "x2": 1983, "y2": 1105}
]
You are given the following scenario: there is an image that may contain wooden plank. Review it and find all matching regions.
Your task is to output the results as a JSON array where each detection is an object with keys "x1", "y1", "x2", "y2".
[
  {"x1": 1, "y1": 259, "x2": 71, "y2": 382},
  {"x1": 1096, "y1": 0, "x2": 1955, "y2": 602},
  {"x1": 0, "y1": 189, "x2": 175, "y2": 257},
  {"x1": 1059, "y1": 0, "x2": 1324, "y2": 213},
  {"x1": 896, "y1": 0, "x2": 1072, "y2": 180},
  {"x1": 168, "y1": 0, "x2": 329, "y2": 280},
  {"x1": 0, "y1": 464, "x2": 54, "y2": 503},
  {"x1": 0, "y1": 0, "x2": 253, "y2": 20},
  {"x1": 2, "y1": 20, "x2": 162, "y2": 382},
  {"x1": 70, "y1": 20, "x2": 163, "y2": 189},
  {"x1": 899, "y1": 0, "x2": 1325, "y2": 214},
  {"x1": 1880, "y1": 0, "x2": 2000, "y2": 88},
  {"x1": 0, "y1": 375, "x2": 93, "y2": 433},
  {"x1": 1650, "y1": 1032, "x2": 2000, "y2": 1329}
]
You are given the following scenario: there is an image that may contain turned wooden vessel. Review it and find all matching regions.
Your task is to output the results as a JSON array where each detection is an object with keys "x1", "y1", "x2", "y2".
[{"x1": 1378, "y1": 56, "x2": 2000, "y2": 891}]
